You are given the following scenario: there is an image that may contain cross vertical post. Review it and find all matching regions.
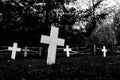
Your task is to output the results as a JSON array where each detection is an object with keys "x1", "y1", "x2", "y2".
[
  {"x1": 94, "y1": 44, "x2": 96, "y2": 55},
  {"x1": 39, "y1": 47, "x2": 42, "y2": 56}
]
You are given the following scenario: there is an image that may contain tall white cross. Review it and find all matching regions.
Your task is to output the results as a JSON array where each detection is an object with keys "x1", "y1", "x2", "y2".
[
  {"x1": 8, "y1": 43, "x2": 21, "y2": 59},
  {"x1": 22, "y1": 46, "x2": 30, "y2": 57},
  {"x1": 102, "y1": 46, "x2": 107, "y2": 57},
  {"x1": 64, "y1": 45, "x2": 72, "y2": 57},
  {"x1": 41, "y1": 26, "x2": 65, "y2": 65}
]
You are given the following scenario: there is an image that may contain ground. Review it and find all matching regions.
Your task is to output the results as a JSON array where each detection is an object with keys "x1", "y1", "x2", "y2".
[{"x1": 0, "y1": 54, "x2": 120, "y2": 80}]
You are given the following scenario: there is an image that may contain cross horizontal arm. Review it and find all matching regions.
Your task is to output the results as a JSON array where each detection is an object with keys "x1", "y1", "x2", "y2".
[
  {"x1": 57, "y1": 39, "x2": 65, "y2": 46},
  {"x1": 41, "y1": 35, "x2": 51, "y2": 44}
]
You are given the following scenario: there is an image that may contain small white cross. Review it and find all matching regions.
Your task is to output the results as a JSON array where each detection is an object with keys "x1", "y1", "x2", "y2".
[
  {"x1": 102, "y1": 46, "x2": 107, "y2": 57},
  {"x1": 41, "y1": 26, "x2": 65, "y2": 65},
  {"x1": 64, "y1": 45, "x2": 72, "y2": 57},
  {"x1": 22, "y1": 46, "x2": 30, "y2": 57},
  {"x1": 8, "y1": 43, "x2": 21, "y2": 59}
]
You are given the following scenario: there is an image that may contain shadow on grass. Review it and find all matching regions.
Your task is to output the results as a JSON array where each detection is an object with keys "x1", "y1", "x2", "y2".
[{"x1": 0, "y1": 56, "x2": 120, "y2": 80}]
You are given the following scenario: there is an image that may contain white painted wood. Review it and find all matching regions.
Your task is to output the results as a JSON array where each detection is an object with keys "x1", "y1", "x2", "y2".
[
  {"x1": 64, "y1": 45, "x2": 72, "y2": 57},
  {"x1": 8, "y1": 43, "x2": 21, "y2": 59},
  {"x1": 41, "y1": 26, "x2": 65, "y2": 65},
  {"x1": 102, "y1": 46, "x2": 107, "y2": 57}
]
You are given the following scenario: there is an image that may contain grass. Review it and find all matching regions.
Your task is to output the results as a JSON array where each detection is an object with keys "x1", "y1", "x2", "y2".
[{"x1": 0, "y1": 54, "x2": 120, "y2": 80}]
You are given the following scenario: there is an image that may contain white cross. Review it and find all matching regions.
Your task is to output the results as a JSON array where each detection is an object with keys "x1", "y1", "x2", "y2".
[
  {"x1": 41, "y1": 26, "x2": 65, "y2": 65},
  {"x1": 22, "y1": 46, "x2": 30, "y2": 57},
  {"x1": 102, "y1": 46, "x2": 107, "y2": 57},
  {"x1": 8, "y1": 43, "x2": 21, "y2": 59},
  {"x1": 64, "y1": 45, "x2": 72, "y2": 57}
]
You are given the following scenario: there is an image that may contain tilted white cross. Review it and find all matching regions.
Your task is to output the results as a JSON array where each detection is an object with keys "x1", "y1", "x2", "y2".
[
  {"x1": 64, "y1": 45, "x2": 72, "y2": 57},
  {"x1": 102, "y1": 46, "x2": 107, "y2": 57},
  {"x1": 8, "y1": 43, "x2": 21, "y2": 59},
  {"x1": 41, "y1": 26, "x2": 65, "y2": 65},
  {"x1": 22, "y1": 46, "x2": 30, "y2": 57}
]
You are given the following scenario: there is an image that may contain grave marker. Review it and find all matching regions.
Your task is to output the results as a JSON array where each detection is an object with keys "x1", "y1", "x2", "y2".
[
  {"x1": 8, "y1": 43, "x2": 21, "y2": 59},
  {"x1": 41, "y1": 26, "x2": 65, "y2": 65},
  {"x1": 22, "y1": 46, "x2": 30, "y2": 57},
  {"x1": 64, "y1": 45, "x2": 72, "y2": 57},
  {"x1": 102, "y1": 46, "x2": 107, "y2": 57}
]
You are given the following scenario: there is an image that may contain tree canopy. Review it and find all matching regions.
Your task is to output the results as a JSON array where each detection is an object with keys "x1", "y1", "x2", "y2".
[{"x1": 0, "y1": 0, "x2": 120, "y2": 46}]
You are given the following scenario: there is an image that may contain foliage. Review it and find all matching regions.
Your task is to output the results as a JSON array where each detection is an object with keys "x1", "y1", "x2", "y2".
[{"x1": 0, "y1": 0, "x2": 120, "y2": 46}]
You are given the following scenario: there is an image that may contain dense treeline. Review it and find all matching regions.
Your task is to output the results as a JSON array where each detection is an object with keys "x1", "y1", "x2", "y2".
[{"x1": 0, "y1": 0, "x2": 119, "y2": 47}]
